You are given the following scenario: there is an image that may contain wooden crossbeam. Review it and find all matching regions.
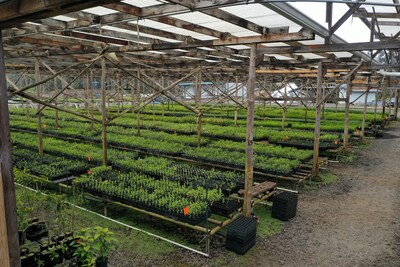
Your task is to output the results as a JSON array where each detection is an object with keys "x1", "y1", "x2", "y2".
[{"x1": 256, "y1": 40, "x2": 400, "y2": 55}]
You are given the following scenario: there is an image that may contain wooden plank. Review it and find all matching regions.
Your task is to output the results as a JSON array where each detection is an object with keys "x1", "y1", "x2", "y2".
[
  {"x1": 35, "y1": 58, "x2": 44, "y2": 155},
  {"x1": 0, "y1": 164, "x2": 10, "y2": 267},
  {"x1": 101, "y1": 57, "x2": 108, "y2": 166},
  {"x1": 312, "y1": 62, "x2": 323, "y2": 177},
  {"x1": 0, "y1": 32, "x2": 20, "y2": 266},
  {"x1": 243, "y1": 44, "x2": 257, "y2": 217},
  {"x1": 256, "y1": 40, "x2": 400, "y2": 55},
  {"x1": 238, "y1": 181, "x2": 277, "y2": 197}
]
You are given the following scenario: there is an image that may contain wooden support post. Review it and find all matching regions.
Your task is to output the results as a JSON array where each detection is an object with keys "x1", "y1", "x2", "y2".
[
  {"x1": 243, "y1": 44, "x2": 257, "y2": 217},
  {"x1": 0, "y1": 164, "x2": 10, "y2": 267},
  {"x1": 388, "y1": 91, "x2": 393, "y2": 125},
  {"x1": 131, "y1": 78, "x2": 135, "y2": 114},
  {"x1": 361, "y1": 88, "x2": 370, "y2": 143},
  {"x1": 161, "y1": 76, "x2": 165, "y2": 117},
  {"x1": 117, "y1": 74, "x2": 121, "y2": 113},
  {"x1": 0, "y1": 32, "x2": 20, "y2": 267},
  {"x1": 395, "y1": 89, "x2": 399, "y2": 120},
  {"x1": 343, "y1": 77, "x2": 352, "y2": 149},
  {"x1": 374, "y1": 90, "x2": 378, "y2": 122},
  {"x1": 234, "y1": 76, "x2": 239, "y2": 126},
  {"x1": 35, "y1": 58, "x2": 44, "y2": 155},
  {"x1": 54, "y1": 78, "x2": 59, "y2": 129},
  {"x1": 196, "y1": 71, "x2": 202, "y2": 148},
  {"x1": 101, "y1": 57, "x2": 108, "y2": 166},
  {"x1": 137, "y1": 69, "x2": 141, "y2": 136},
  {"x1": 90, "y1": 70, "x2": 94, "y2": 130},
  {"x1": 152, "y1": 81, "x2": 155, "y2": 122},
  {"x1": 85, "y1": 75, "x2": 89, "y2": 115},
  {"x1": 382, "y1": 88, "x2": 387, "y2": 119},
  {"x1": 312, "y1": 62, "x2": 323, "y2": 178},
  {"x1": 103, "y1": 201, "x2": 108, "y2": 217},
  {"x1": 282, "y1": 78, "x2": 287, "y2": 129}
]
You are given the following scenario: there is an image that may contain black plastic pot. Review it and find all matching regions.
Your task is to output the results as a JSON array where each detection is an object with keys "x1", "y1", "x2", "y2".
[{"x1": 96, "y1": 256, "x2": 108, "y2": 267}]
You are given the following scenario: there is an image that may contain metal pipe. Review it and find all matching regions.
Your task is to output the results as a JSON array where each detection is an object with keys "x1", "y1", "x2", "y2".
[{"x1": 378, "y1": 70, "x2": 400, "y2": 77}]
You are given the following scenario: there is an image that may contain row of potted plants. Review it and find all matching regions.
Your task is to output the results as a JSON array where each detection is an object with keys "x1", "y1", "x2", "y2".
[
  {"x1": 13, "y1": 148, "x2": 88, "y2": 181},
  {"x1": 209, "y1": 139, "x2": 313, "y2": 161},
  {"x1": 183, "y1": 147, "x2": 299, "y2": 175},
  {"x1": 74, "y1": 167, "x2": 224, "y2": 224}
]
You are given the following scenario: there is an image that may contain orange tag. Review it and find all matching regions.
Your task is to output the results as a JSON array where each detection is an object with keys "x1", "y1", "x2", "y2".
[
  {"x1": 88, "y1": 155, "x2": 91, "y2": 161},
  {"x1": 285, "y1": 135, "x2": 288, "y2": 139},
  {"x1": 87, "y1": 170, "x2": 92, "y2": 175},
  {"x1": 43, "y1": 123, "x2": 47, "y2": 129},
  {"x1": 183, "y1": 206, "x2": 189, "y2": 216}
]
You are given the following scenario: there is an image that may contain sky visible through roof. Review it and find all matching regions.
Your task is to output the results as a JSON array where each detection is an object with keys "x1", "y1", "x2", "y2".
[{"x1": 291, "y1": 2, "x2": 371, "y2": 43}]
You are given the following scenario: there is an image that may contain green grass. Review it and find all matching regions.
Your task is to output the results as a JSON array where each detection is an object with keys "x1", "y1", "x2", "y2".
[{"x1": 303, "y1": 170, "x2": 338, "y2": 191}]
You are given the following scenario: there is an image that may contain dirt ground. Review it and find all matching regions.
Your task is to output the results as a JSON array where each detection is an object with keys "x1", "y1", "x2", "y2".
[{"x1": 164, "y1": 122, "x2": 400, "y2": 267}]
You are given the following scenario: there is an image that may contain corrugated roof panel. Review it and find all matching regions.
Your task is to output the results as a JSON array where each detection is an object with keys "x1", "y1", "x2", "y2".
[
  {"x1": 122, "y1": 0, "x2": 164, "y2": 8},
  {"x1": 222, "y1": 4, "x2": 301, "y2": 30},
  {"x1": 129, "y1": 20, "x2": 217, "y2": 41},
  {"x1": 103, "y1": 25, "x2": 181, "y2": 43},
  {"x1": 295, "y1": 53, "x2": 326, "y2": 59},
  {"x1": 171, "y1": 12, "x2": 259, "y2": 37},
  {"x1": 83, "y1": 7, "x2": 118, "y2": 15},
  {"x1": 52, "y1": 15, "x2": 76, "y2": 22}
]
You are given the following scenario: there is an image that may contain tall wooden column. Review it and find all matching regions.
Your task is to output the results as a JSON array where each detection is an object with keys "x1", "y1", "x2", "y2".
[
  {"x1": 195, "y1": 71, "x2": 202, "y2": 148},
  {"x1": 312, "y1": 62, "x2": 323, "y2": 177},
  {"x1": 136, "y1": 69, "x2": 141, "y2": 136},
  {"x1": 361, "y1": 88, "x2": 370, "y2": 143},
  {"x1": 394, "y1": 89, "x2": 399, "y2": 120},
  {"x1": 101, "y1": 57, "x2": 108, "y2": 166},
  {"x1": 0, "y1": 164, "x2": 10, "y2": 267},
  {"x1": 0, "y1": 32, "x2": 20, "y2": 267},
  {"x1": 382, "y1": 88, "x2": 387, "y2": 119},
  {"x1": 161, "y1": 76, "x2": 165, "y2": 117},
  {"x1": 35, "y1": 58, "x2": 44, "y2": 155},
  {"x1": 234, "y1": 76, "x2": 239, "y2": 126},
  {"x1": 243, "y1": 44, "x2": 257, "y2": 217},
  {"x1": 54, "y1": 78, "x2": 59, "y2": 129},
  {"x1": 343, "y1": 77, "x2": 352, "y2": 149}
]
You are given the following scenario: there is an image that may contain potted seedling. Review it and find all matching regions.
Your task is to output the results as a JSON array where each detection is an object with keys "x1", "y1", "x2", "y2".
[{"x1": 73, "y1": 226, "x2": 116, "y2": 267}]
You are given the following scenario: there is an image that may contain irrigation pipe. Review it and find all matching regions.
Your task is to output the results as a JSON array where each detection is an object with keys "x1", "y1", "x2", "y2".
[{"x1": 15, "y1": 182, "x2": 210, "y2": 257}]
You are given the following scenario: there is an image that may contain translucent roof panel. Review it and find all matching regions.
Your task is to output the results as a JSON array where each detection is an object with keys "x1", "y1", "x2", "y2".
[
  {"x1": 171, "y1": 12, "x2": 260, "y2": 37},
  {"x1": 129, "y1": 20, "x2": 217, "y2": 41},
  {"x1": 83, "y1": 7, "x2": 118, "y2": 16},
  {"x1": 291, "y1": 2, "x2": 370, "y2": 43},
  {"x1": 332, "y1": 52, "x2": 353, "y2": 58},
  {"x1": 52, "y1": 15, "x2": 76, "y2": 22},
  {"x1": 295, "y1": 53, "x2": 326, "y2": 59},
  {"x1": 103, "y1": 25, "x2": 181, "y2": 43},
  {"x1": 264, "y1": 54, "x2": 294, "y2": 60},
  {"x1": 122, "y1": 0, "x2": 164, "y2": 8},
  {"x1": 222, "y1": 4, "x2": 302, "y2": 31},
  {"x1": 363, "y1": 0, "x2": 397, "y2": 13}
]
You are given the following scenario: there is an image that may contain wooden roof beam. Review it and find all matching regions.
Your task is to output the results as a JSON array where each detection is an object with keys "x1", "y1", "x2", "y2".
[
  {"x1": 0, "y1": 0, "x2": 120, "y2": 29},
  {"x1": 256, "y1": 40, "x2": 400, "y2": 55}
]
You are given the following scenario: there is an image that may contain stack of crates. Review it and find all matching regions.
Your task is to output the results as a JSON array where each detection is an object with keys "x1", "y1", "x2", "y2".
[
  {"x1": 226, "y1": 215, "x2": 257, "y2": 254},
  {"x1": 271, "y1": 191, "x2": 298, "y2": 221}
]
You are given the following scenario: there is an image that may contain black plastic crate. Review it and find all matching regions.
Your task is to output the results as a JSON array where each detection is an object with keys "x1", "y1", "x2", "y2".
[
  {"x1": 226, "y1": 215, "x2": 257, "y2": 242},
  {"x1": 226, "y1": 236, "x2": 256, "y2": 255},
  {"x1": 271, "y1": 192, "x2": 298, "y2": 221},
  {"x1": 226, "y1": 215, "x2": 257, "y2": 254},
  {"x1": 211, "y1": 199, "x2": 242, "y2": 217}
]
